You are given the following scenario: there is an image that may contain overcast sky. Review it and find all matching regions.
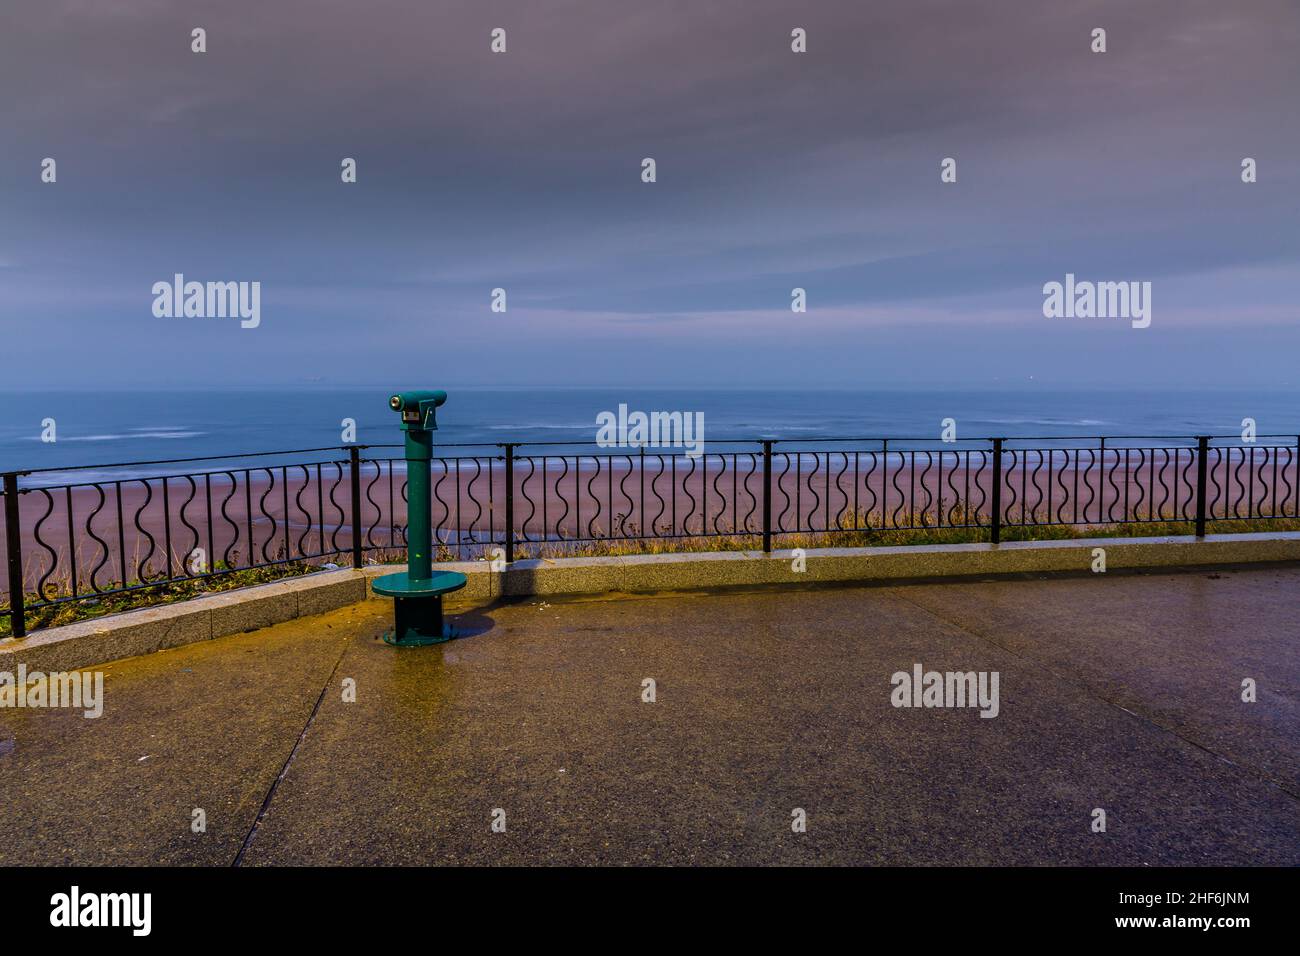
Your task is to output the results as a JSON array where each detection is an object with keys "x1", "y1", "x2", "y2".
[{"x1": 1, "y1": 0, "x2": 1297, "y2": 389}]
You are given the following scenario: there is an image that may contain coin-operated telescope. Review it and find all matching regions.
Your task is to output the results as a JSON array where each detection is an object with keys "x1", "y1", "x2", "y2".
[{"x1": 371, "y1": 389, "x2": 465, "y2": 645}]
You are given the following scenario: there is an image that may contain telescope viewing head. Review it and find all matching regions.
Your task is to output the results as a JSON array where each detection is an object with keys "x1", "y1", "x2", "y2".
[{"x1": 388, "y1": 390, "x2": 447, "y2": 431}]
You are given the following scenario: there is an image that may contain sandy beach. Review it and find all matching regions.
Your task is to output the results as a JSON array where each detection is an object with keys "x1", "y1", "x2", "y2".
[{"x1": 4, "y1": 446, "x2": 1296, "y2": 596}]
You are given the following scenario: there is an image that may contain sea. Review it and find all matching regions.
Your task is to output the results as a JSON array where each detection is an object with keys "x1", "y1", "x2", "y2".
[{"x1": 0, "y1": 387, "x2": 1296, "y2": 482}]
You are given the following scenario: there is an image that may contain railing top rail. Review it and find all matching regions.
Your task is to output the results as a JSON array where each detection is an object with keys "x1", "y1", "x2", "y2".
[
  {"x1": 372, "y1": 433, "x2": 1300, "y2": 449},
  {"x1": 8, "y1": 445, "x2": 361, "y2": 477},
  {"x1": 5, "y1": 432, "x2": 1300, "y2": 480}
]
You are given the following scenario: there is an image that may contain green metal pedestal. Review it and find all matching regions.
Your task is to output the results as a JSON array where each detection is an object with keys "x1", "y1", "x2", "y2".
[
  {"x1": 380, "y1": 389, "x2": 456, "y2": 648},
  {"x1": 372, "y1": 570, "x2": 467, "y2": 646}
]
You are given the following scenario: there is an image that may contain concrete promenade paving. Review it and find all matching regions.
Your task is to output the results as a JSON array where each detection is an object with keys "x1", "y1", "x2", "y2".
[{"x1": 1, "y1": 567, "x2": 1297, "y2": 865}]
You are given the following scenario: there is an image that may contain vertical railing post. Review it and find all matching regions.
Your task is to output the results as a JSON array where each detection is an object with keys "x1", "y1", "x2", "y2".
[
  {"x1": 1195, "y1": 436, "x2": 1209, "y2": 538},
  {"x1": 990, "y1": 438, "x2": 1003, "y2": 545},
  {"x1": 348, "y1": 446, "x2": 363, "y2": 569},
  {"x1": 761, "y1": 440, "x2": 773, "y2": 553},
  {"x1": 3, "y1": 472, "x2": 25, "y2": 638},
  {"x1": 502, "y1": 444, "x2": 515, "y2": 564}
]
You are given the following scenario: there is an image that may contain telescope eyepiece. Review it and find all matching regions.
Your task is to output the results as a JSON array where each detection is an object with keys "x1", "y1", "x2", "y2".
[{"x1": 388, "y1": 390, "x2": 448, "y2": 429}]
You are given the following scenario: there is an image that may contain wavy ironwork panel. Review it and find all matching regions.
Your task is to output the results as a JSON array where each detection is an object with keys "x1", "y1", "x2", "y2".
[
  {"x1": 13, "y1": 459, "x2": 361, "y2": 612},
  {"x1": 511, "y1": 451, "x2": 764, "y2": 543}
]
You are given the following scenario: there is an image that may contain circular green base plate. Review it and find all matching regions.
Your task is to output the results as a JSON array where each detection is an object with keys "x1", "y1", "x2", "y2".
[{"x1": 372, "y1": 570, "x2": 467, "y2": 597}]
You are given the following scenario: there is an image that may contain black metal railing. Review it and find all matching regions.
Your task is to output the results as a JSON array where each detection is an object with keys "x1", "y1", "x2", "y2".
[{"x1": 3, "y1": 433, "x2": 1298, "y2": 637}]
